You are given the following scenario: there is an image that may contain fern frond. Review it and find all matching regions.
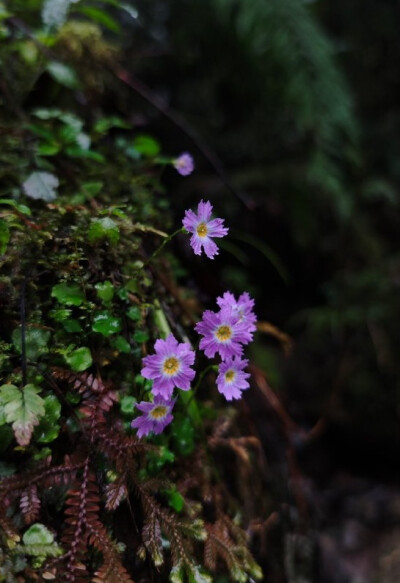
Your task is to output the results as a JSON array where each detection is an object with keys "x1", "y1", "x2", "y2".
[
  {"x1": 204, "y1": 515, "x2": 262, "y2": 582},
  {"x1": 89, "y1": 525, "x2": 134, "y2": 583},
  {"x1": 20, "y1": 484, "x2": 40, "y2": 524}
]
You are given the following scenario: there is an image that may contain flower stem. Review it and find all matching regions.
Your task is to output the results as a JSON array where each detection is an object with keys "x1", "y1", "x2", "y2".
[{"x1": 142, "y1": 227, "x2": 185, "y2": 268}]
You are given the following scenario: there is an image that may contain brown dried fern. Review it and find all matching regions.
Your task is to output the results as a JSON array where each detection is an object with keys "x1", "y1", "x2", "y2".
[{"x1": 20, "y1": 484, "x2": 40, "y2": 524}]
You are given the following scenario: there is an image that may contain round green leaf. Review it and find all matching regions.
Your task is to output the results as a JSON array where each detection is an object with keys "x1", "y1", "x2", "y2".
[
  {"x1": 126, "y1": 306, "x2": 141, "y2": 321},
  {"x1": 51, "y1": 283, "x2": 84, "y2": 306},
  {"x1": 23, "y1": 524, "x2": 54, "y2": 546},
  {"x1": 120, "y1": 395, "x2": 136, "y2": 414},
  {"x1": 95, "y1": 281, "x2": 114, "y2": 303},
  {"x1": 88, "y1": 217, "x2": 119, "y2": 245},
  {"x1": 133, "y1": 329, "x2": 149, "y2": 343},
  {"x1": 111, "y1": 335, "x2": 131, "y2": 353},
  {"x1": 92, "y1": 311, "x2": 122, "y2": 336},
  {"x1": 64, "y1": 347, "x2": 92, "y2": 371},
  {"x1": 133, "y1": 134, "x2": 160, "y2": 157}
]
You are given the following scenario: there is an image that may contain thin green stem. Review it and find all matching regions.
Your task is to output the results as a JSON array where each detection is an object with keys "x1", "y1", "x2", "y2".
[
  {"x1": 142, "y1": 227, "x2": 185, "y2": 269},
  {"x1": 185, "y1": 364, "x2": 216, "y2": 410}
]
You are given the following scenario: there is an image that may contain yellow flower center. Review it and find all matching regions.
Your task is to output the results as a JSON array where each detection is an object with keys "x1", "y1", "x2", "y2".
[
  {"x1": 196, "y1": 222, "x2": 208, "y2": 238},
  {"x1": 163, "y1": 356, "x2": 180, "y2": 376},
  {"x1": 215, "y1": 325, "x2": 232, "y2": 342},
  {"x1": 150, "y1": 405, "x2": 168, "y2": 419},
  {"x1": 225, "y1": 370, "x2": 236, "y2": 383}
]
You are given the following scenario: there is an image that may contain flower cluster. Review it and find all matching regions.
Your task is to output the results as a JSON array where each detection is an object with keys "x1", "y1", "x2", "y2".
[
  {"x1": 195, "y1": 291, "x2": 256, "y2": 400},
  {"x1": 131, "y1": 335, "x2": 195, "y2": 438},
  {"x1": 131, "y1": 157, "x2": 255, "y2": 437}
]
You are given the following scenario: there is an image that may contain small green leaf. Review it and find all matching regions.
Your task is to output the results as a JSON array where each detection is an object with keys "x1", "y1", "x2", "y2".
[
  {"x1": 62, "y1": 319, "x2": 82, "y2": 333},
  {"x1": 64, "y1": 347, "x2": 92, "y2": 372},
  {"x1": 133, "y1": 329, "x2": 149, "y2": 343},
  {"x1": 92, "y1": 311, "x2": 122, "y2": 336},
  {"x1": 12, "y1": 327, "x2": 51, "y2": 361},
  {"x1": 120, "y1": 395, "x2": 136, "y2": 414},
  {"x1": 22, "y1": 522, "x2": 63, "y2": 560},
  {"x1": 94, "y1": 116, "x2": 130, "y2": 133},
  {"x1": 23, "y1": 523, "x2": 54, "y2": 546},
  {"x1": 0, "y1": 219, "x2": 10, "y2": 255},
  {"x1": 51, "y1": 283, "x2": 85, "y2": 306},
  {"x1": 38, "y1": 143, "x2": 60, "y2": 156},
  {"x1": 49, "y1": 308, "x2": 72, "y2": 321},
  {"x1": 111, "y1": 335, "x2": 131, "y2": 353},
  {"x1": 47, "y1": 61, "x2": 79, "y2": 89},
  {"x1": 147, "y1": 445, "x2": 174, "y2": 473},
  {"x1": 82, "y1": 181, "x2": 103, "y2": 196},
  {"x1": 133, "y1": 134, "x2": 161, "y2": 157},
  {"x1": 164, "y1": 488, "x2": 184, "y2": 513},
  {"x1": 34, "y1": 394, "x2": 61, "y2": 443},
  {"x1": 126, "y1": 306, "x2": 141, "y2": 321},
  {"x1": 65, "y1": 147, "x2": 105, "y2": 162},
  {"x1": 0, "y1": 384, "x2": 45, "y2": 446},
  {"x1": 95, "y1": 281, "x2": 114, "y2": 303},
  {"x1": 77, "y1": 5, "x2": 121, "y2": 32},
  {"x1": 88, "y1": 217, "x2": 119, "y2": 245},
  {"x1": 0, "y1": 199, "x2": 31, "y2": 215}
]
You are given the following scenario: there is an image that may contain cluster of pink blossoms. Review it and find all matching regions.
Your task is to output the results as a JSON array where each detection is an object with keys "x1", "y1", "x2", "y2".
[
  {"x1": 131, "y1": 158, "x2": 256, "y2": 438},
  {"x1": 196, "y1": 291, "x2": 256, "y2": 400},
  {"x1": 131, "y1": 334, "x2": 196, "y2": 437}
]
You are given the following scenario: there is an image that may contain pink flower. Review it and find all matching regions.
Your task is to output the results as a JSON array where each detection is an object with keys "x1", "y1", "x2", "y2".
[
  {"x1": 217, "y1": 291, "x2": 257, "y2": 339},
  {"x1": 141, "y1": 334, "x2": 196, "y2": 399},
  {"x1": 173, "y1": 152, "x2": 194, "y2": 176},
  {"x1": 216, "y1": 357, "x2": 250, "y2": 401},
  {"x1": 182, "y1": 200, "x2": 228, "y2": 259},
  {"x1": 195, "y1": 307, "x2": 249, "y2": 360},
  {"x1": 131, "y1": 396, "x2": 174, "y2": 438}
]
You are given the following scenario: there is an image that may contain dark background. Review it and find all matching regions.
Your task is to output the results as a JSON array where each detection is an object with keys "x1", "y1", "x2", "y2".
[{"x1": 122, "y1": 1, "x2": 400, "y2": 580}]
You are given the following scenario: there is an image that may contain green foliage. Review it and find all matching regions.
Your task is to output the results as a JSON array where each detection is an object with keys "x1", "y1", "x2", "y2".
[
  {"x1": 0, "y1": 2, "x2": 264, "y2": 582},
  {"x1": 22, "y1": 523, "x2": 62, "y2": 559},
  {"x1": 0, "y1": 220, "x2": 10, "y2": 255},
  {"x1": 95, "y1": 280, "x2": 114, "y2": 303},
  {"x1": 34, "y1": 394, "x2": 61, "y2": 443},
  {"x1": 51, "y1": 283, "x2": 85, "y2": 307},
  {"x1": 133, "y1": 134, "x2": 161, "y2": 157},
  {"x1": 63, "y1": 346, "x2": 93, "y2": 371},
  {"x1": 0, "y1": 384, "x2": 45, "y2": 446},
  {"x1": 92, "y1": 311, "x2": 122, "y2": 336},
  {"x1": 12, "y1": 327, "x2": 51, "y2": 361},
  {"x1": 88, "y1": 217, "x2": 120, "y2": 245}
]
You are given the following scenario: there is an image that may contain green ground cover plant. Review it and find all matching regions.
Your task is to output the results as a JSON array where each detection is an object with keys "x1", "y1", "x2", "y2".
[{"x1": 0, "y1": 2, "x2": 267, "y2": 581}]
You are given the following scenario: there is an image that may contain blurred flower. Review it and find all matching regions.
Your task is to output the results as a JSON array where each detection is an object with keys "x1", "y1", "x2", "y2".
[
  {"x1": 141, "y1": 334, "x2": 195, "y2": 399},
  {"x1": 131, "y1": 396, "x2": 174, "y2": 438},
  {"x1": 217, "y1": 291, "x2": 257, "y2": 339},
  {"x1": 182, "y1": 199, "x2": 228, "y2": 259},
  {"x1": 216, "y1": 357, "x2": 250, "y2": 400},
  {"x1": 195, "y1": 307, "x2": 249, "y2": 360},
  {"x1": 173, "y1": 152, "x2": 194, "y2": 176}
]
